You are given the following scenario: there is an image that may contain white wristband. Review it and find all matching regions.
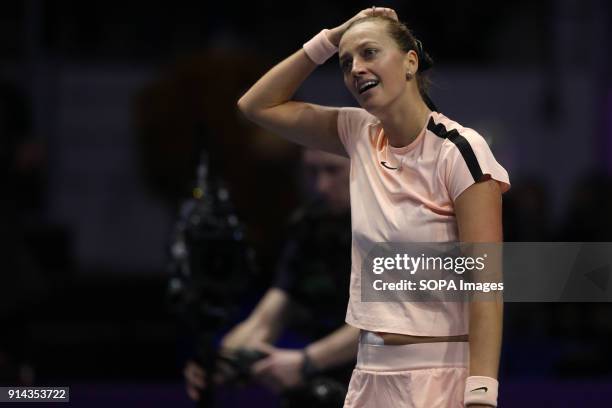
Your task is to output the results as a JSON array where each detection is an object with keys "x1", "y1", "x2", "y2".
[
  {"x1": 303, "y1": 29, "x2": 338, "y2": 65},
  {"x1": 464, "y1": 376, "x2": 499, "y2": 407}
]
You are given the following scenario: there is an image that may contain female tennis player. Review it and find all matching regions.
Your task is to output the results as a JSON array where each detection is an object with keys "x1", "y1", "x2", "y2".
[{"x1": 238, "y1": 7, "x2": 509, "y2": 407}]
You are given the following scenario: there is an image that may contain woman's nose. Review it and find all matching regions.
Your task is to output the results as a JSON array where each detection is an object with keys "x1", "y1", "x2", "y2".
[{"x1": 351, "y1": 58, "x2": 367, "y2": 76}]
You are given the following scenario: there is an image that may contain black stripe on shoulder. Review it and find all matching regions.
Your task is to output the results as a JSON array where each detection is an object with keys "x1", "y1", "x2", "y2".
[{"x1": 427, "y1": 117, "x2": 484, "y2": 182}]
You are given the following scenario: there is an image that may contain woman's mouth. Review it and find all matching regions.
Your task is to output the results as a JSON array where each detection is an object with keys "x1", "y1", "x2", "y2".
[{"x1": 357, "y1": 79, "x2": 380, "y2": 94}]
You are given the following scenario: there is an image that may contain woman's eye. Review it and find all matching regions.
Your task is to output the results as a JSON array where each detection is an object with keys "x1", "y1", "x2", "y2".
[{"x1": 364, "y1": 48, "x2": 378, "y2": 58}]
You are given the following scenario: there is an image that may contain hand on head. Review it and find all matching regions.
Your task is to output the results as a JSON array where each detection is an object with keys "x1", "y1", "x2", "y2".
[
  {"x1": 327, "y1": 7, "x2": 398, "y2": 46},
  {"x1": 369, "y1": 6, "x2": 398, "y2": 20}
]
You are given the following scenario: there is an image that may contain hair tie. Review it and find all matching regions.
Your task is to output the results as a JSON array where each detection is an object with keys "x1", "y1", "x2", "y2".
[{"x1": 414, "y1": 38, "x2": 432, "y2": 72}]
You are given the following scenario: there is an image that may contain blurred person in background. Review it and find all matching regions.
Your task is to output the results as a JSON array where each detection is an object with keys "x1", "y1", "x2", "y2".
[
  {"x1": 237, "y1": 6, "x2": 510, "y2": 408},
  {"x1": 184, "y1": 149, "x2": 357, "y2": 405}
]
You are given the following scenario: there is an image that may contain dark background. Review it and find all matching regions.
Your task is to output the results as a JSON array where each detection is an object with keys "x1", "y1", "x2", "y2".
[{"x1": 1, "y1": 0, "x2": 611, "y2": 406}]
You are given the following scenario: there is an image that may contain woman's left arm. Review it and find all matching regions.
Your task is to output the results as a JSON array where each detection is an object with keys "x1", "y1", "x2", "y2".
[{"x1": 455, "y1": 179, "x2": 503, "y2": 379}]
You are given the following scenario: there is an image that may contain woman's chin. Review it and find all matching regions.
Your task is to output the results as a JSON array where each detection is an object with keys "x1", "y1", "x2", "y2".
[
  {"x1": 356, "y1": 95, "x2": 379, "y2": 112},
  {"x1": 360, "y1": 100, "x2": 382, "y2": 116}
]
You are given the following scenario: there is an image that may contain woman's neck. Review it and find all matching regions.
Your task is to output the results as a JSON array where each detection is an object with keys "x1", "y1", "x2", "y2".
[{"x1": 377, "y1": 91, "x2": 431, "y2": 148}]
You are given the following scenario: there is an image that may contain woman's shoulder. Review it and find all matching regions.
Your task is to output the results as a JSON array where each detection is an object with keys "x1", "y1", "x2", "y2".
[
  {"x1": 429, "y1": 111, "x2": 490, "y2": 151},
  {"x1": 338, "y1": 106, "x2": 377, "y2": 123},
  {"x1": 337, "y1": 107, "x2": 379, "y2": 138}
]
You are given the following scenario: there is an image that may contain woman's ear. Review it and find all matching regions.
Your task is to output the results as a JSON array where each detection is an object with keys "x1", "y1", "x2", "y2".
[{"x1": 404, "y1": 50, "x2": 419, "y2": 75}]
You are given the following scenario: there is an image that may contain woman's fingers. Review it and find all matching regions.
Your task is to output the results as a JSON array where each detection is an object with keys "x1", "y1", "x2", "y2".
[
  {"x1": 386, "y1": 8, "x2": 399, "y2": 21},
  {"x1": 369, "y1": 7, "x2": 399, "y2": 21},
  {"x1": 329, "y1": 7, "x2": 400, "y2": 45},
  {"x1": 346, "y1": 7, "x2": 400, "y2": 24}
]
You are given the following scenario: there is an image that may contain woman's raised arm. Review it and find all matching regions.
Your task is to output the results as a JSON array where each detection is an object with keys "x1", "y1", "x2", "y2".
[
  {"x1": 237, "y1": 7, "x2": 396, "y2": 156},
  {"x1": 237, "y1": 47, "x2": 345, "y2": 156}
]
